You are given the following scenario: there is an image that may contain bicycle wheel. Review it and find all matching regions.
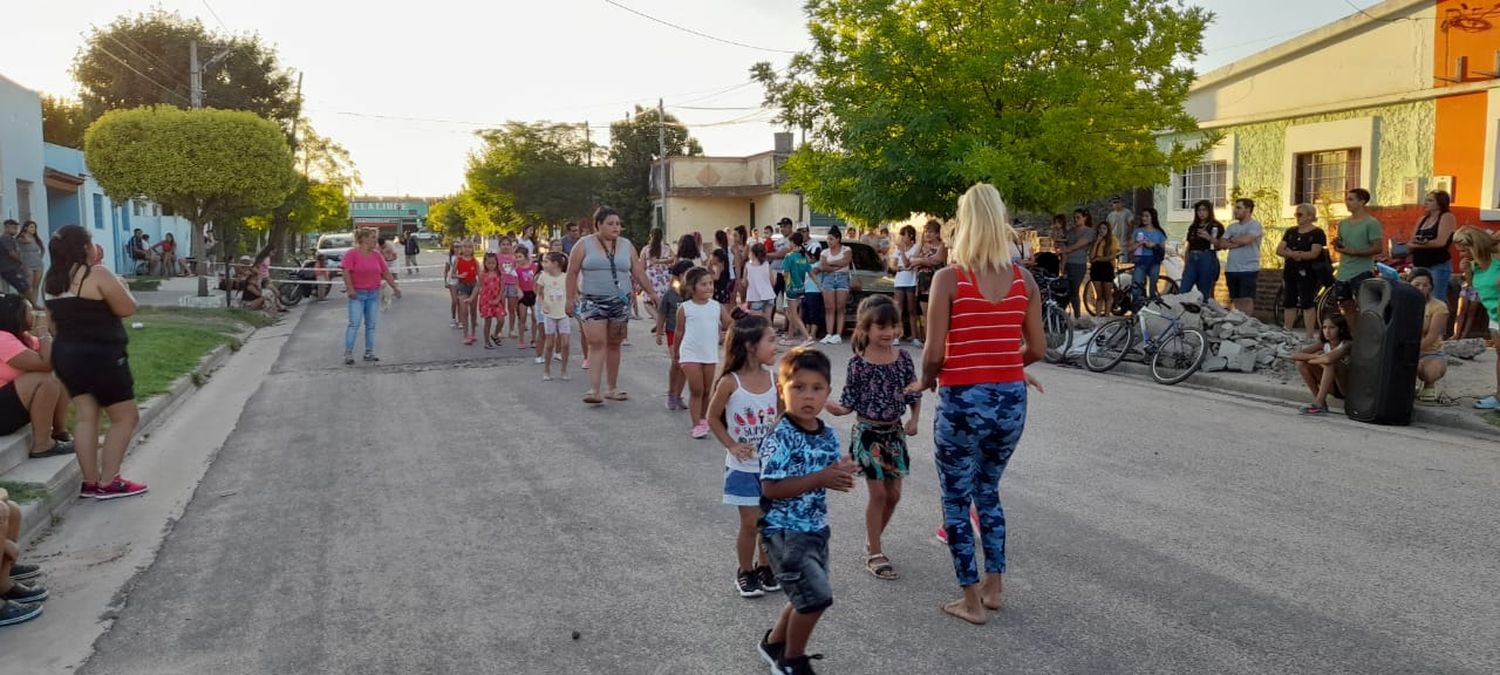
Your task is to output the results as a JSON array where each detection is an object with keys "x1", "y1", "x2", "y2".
[
  {"x1": 1081, "y1": 282, "x2": 1099, "y2": 316},
  {"x1": 1084, "y1": 318, "x2": 1134, "y2": 372},
  {"x1": 1043, "y1": 302, "x2": 1073, "y2": 363},
  {"x1": 278, "y1": 281, "x2": 304, "y2": 307},
  {"x1": 1156, "y1": 276, "x2": 1179, "y2": 297},
  {"x1": 1150, "y1": 328, "x2": 1208, "y2": 385},
  {"x1": 1316, "y1": 284, "x2": 1339, "y2": 323}
]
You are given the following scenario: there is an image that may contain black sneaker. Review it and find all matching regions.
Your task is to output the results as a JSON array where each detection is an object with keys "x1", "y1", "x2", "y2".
[
  {"x1": 735, "y1": 569, "x2": 764, "y2": 598},
  {"x1": 363, "y1": 352, "x2": 380, "y2": 362},
  {"x1": 775, "y1": 654, "x2": 824, "y2": 674},
  {"x1": 757, "y1": 629, "x2": 785, "y2": 668},
  {"x1": 2, "y1": 582, "x2": 48, "y2": 604},
  {"x1": 343, "y1": 352, "x2": 355, "y2": 365},
  {"x1": 0, "y1": 599, "x2": 42, "y2": 627},
  {"x1": 755, "y1": 565, "x2": 780, "y2": 593},
  {"x1": 8, "y1": 563, "x2": 40, "y2": 583}
]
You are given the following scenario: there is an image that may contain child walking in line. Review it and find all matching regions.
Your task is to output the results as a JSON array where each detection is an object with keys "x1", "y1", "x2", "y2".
[
  {"x1": 757, "y1": 347, "x2": 858, "y2": 675},
  {"x1": 495, "y1": 238, "x2": 521, "y2": 341},
  {"x1": 478, "y1": 253, "x2": 507, "y2": 349},
  {"x1": 656, "y1": 260, "x2": 694, "y2": 410},
  {"x1": 824, "y1": 295, "x2": 920, "y2": 580},
  {"x1": 674, "y1": 267, "x2": 733, "y2": 439},
  {"x1": 444, "y1": 242, "x2": 461, "y2": 329},
  {"x1": 707, "y1": 315, "x2": 782, "y2": 598},
  {"x1": 779, "y1": 232, "x2": 813, "y2": 346},
  {"x1": 517, "y1": 252, "x2": 537, "y2": 350},
  {"x1": 744, "y1": 242, "x2": 776, "y2": 321},
  {"x1": 536, "y1": 252, "x2": 571, "y2": 381},
  {"x1": 454, "y1": 241, "x2": 479, "y2": 345}
]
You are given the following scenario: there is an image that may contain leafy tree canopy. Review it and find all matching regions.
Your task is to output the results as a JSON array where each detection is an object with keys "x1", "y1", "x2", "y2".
[
  {"x1": 86, "y1": 105, "x2": 298, "y2": 293},
  {"x1": 42, "y1": 96, "x2": 89, "y2": 148},
  {"x1": 602, "y1": 106, "x2": 702, "y2": 242},
  {"x1": 73, "y1": 8, "x2": 299, "y2": 130},
  {"x1": 754, "y1": 0, "x2": 1216, "y2": 223},
  {"x1": 465, "y1": 122, "x2": 603, "y2": 232}
]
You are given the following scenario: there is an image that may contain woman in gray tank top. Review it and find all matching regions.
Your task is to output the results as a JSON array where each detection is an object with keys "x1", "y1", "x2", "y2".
[{"x1": 566, "y1": 206, "x2": 660, "y2": 405}]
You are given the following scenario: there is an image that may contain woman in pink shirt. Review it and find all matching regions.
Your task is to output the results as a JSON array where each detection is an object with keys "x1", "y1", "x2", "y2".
[
  {"x1": 0, "y1": 294, "x2": 73, "y2": 458},
  {"x1": 341, "y1": 228, "x2": 401, "y2": 365}
]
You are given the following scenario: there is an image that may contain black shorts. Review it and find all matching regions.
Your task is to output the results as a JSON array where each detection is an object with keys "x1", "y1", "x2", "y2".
[
  {"x1": 53, "y1": 341, "x2": 135, "y2": 407},
  {"x1": 773, "y1": 273, "x2": 786, "y2": 296},
  {"x1": 1, "y1": 268, "x2": 29, "y2": 294},
  {"x1": 1225, "y1": 271, "x2": 1259, "y2": 300},
  {"x1": 763, "y1": 527, "x2": 832, "y2": 614},
  {"x1": 1089, "y1": 261, "x2": 1115, "y2": 283},
  {"x1": 1333, "y1": 271, "x2": 1374, "y2": 302},
  {"x1": 1283, "y1": 268, "x2": 1321, "y2": 310},
  {"x1": 519, "y1": 291, "x2": 537, "y2": 308},
  {"x1": 0, "y1": 383, "x2": 29, "y2": 435}
]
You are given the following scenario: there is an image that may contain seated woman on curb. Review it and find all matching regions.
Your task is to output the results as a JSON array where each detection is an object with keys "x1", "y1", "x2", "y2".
[
  {"x1": 1410, "y1": 268, "x2": 1449, "y2": 402},
  {"x1": 1293, "y1": 315, "x2": 1352, "y2": 415},
  {"x1": 0, "y1": 294, "x2": 73, "y2": 458},
  {"x1": 0, "y1": 486, "x2": 49, "y2": 626}
]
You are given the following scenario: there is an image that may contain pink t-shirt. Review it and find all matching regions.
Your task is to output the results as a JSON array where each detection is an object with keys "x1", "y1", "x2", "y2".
[
  {"x1": 0, "y1": 332, "x2": 39, "y2": 388},
  {"x1": 341, "y1": 249, "x2": 389, "y2": 291},
  {"x1": 517, "y1": 262, "x2": 537, "y2": 293}
]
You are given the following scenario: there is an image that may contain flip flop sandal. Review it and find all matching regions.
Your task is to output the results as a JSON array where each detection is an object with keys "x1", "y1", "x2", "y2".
[
  {"x1": 1299, "y1": 404, "x2": 1328, "y2": 415},
  {"x1": 606, "y1": 391, "x2": 630, "y2": 401},
  {"x1": 582, "y1": 393, "x2": 605, "y2": 405},
  {"x1": 865, "y1": 553, "x2": 898, "y2": 580}
]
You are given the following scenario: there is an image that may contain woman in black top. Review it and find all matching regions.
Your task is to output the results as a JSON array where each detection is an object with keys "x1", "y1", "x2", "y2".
[
  {"x1": 1181, "y1": 200, "x2": 1225, "y2": 301},
  {"x1": 1404, "y1": 190, "x2": 1458, "y2": 306},
  {"x1": 44, "y1": 226, "x2": 147, "y2": 500},
  {"x1": 1276, "y1": 204, "x2": 1328, "y2": 339}
]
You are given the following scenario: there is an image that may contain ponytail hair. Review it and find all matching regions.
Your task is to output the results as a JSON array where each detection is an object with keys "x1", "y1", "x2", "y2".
[{"x1": 45, "y1": 225, "x2": 93, "y2": 297}]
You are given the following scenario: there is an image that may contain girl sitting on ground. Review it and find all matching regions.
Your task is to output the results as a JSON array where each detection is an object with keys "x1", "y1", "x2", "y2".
[
  {"x1": 0, "y1": 294, "x2": 73, "y2": 458},
  {"x1": 1294, "y1": 315, "x2": 1352, "y2": 415},
  {"x1": 1410, "y1": 268, "x2": 1449, "y2": 403}
]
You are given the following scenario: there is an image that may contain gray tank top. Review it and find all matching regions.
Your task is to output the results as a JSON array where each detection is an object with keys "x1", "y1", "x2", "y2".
[{"x1": 579, "y1": 235, "x2": 635, "y2": 297}]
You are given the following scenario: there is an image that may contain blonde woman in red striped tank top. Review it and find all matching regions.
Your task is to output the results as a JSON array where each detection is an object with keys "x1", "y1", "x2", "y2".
[{"x1": 910, "y1": 183, "x2": 1046, "y2": 625}]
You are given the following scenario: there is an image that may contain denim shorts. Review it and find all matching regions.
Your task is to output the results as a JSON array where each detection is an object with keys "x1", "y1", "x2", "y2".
[
  {"x1": 723, "y1": 468, "x2": 761, "y2": 507},
  {"x1": 822, "y1": 271, "x2": 850, "y2": 292},
  {"x1": 746, "y1": 299, "x2": 773, "y2": 312},
  {"x1": 578, "y1": 294, "x2": 630, "y2": 323},
  {"x1": 763, "y1": 527, "x2": 832, "y2": 614},
  {"x1": 1224, "y1": 271, "x2": 1258, "y2": 299}
]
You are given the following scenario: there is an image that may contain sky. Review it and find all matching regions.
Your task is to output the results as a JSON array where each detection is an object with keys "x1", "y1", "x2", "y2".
[{"x1": 2, "y1": 0, "x2": 1385, "y2": 198}]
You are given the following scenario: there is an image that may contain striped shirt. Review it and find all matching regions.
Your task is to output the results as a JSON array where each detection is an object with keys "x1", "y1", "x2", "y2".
[{"x1": 939, "y1": 265, "x2": 1028, "y2": 387}]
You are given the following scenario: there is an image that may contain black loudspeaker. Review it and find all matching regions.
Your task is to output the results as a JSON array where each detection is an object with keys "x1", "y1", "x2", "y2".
[{"x1": 1344, "y1": 278, "x2": 1423, "y2": 425}]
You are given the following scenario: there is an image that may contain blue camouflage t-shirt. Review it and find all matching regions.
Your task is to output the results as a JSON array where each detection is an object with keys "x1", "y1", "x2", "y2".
[{"x1": 758, "y1": 417, "x2": 841, "y2": 533}]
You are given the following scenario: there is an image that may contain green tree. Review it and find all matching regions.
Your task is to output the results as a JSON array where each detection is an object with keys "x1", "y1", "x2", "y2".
[
  {"x1": 72, "y1": 8, "x2": 300, "y2": 129},
  {"x1": 753, "y1": 0, "x2": 1215, "y2": 223},
  {"x1": 465, "y1": 122, "x2": 603, "y2": 234},
  {"x1": 86, "y1": 106, "x2": 298, "y2": 296},
  {"x1": 42, "y1": 96, "x2": 89, "y2": 148},
  {"x1": 602, "y1": 106, "x2": 702, "y2": 241}
]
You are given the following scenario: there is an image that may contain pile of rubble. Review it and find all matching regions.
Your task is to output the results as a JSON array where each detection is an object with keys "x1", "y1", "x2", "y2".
[{"x1": 1151, "y1": 291, "x2": 1307, "y2": 374}]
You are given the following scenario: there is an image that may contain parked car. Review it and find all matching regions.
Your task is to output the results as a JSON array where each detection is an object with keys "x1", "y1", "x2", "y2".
[
  {"x1": 412, "y1": 229, "x2": 438, "y2": 242},
  {"x1": 315, "y1": 232, "x2": 355, "y2": 277}
]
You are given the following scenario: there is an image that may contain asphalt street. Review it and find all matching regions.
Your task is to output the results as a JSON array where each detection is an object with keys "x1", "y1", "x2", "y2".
[{"x1": 67, "y1": 252, "x2": 1500, "y2": 674}]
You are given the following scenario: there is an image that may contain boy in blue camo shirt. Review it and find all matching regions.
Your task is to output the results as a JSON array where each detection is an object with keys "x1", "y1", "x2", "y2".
[{"x1": 755, "y1": 347, "x2": 858, "y2": 675}]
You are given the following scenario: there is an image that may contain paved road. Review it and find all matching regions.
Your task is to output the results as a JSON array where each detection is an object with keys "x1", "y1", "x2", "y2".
[{"x1": 75, "y1": 253, "x2": 1499, "y2": 674}]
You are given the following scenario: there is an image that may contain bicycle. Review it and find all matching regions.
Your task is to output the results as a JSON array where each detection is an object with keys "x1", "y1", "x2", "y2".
[
  {"x1": 1082, "y1": 262, "x2": 1179, "y2": 316},
  {"x1": 1034, "y1": 270, "x2": 1075, "y2": 363},
  {"x1": 1083, "y1": 296, "x2": 1208, "y2": 385}
]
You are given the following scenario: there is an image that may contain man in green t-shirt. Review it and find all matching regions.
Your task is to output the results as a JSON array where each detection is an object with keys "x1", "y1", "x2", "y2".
[{"x1": 1332, "y1": 188, "x2": 1386, "y2": 328}]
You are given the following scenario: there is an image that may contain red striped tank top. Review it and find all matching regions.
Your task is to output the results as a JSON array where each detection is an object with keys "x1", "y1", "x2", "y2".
[{"x1": 939, "y1": 265, "x2": 1028, "y2": 387}]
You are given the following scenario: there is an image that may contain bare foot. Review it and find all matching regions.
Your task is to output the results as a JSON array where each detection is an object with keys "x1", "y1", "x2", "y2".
[
  {"x1": 942, "y1": 598, "x2": 987, "y2": 625},
  {"x1": 980, "y1": 576, "x2": 1003, "y2": 610}
]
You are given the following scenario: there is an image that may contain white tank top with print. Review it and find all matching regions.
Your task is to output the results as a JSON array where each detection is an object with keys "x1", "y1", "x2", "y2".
[{"x1": 724, "y1": 369, "x2": 778, "y2": 473}]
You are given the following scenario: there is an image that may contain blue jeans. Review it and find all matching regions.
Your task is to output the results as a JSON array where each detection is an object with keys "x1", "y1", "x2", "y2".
[
  {"x1": 345, "y1": 289, "x2": 379, "y2": 354},
  {"x1": 1180, "y1": 250, "x2": 1219, "y2": 300},
  {"x1": 1427, "y1": 259, "x2": 1453, "y2": 303},
  {"x1": 1132, "y1": 259, "x2": 1162, "y2": 304},
  {"x1": 934, "y1": 381, "x2": 1027, "y2": 586}
]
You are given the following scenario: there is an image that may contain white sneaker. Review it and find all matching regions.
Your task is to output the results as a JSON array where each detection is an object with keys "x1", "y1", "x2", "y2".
[
  {"x1": 534, "y1": 356, "x2": 545, "y2": 364},
  {"x1": 819, "y1": 335, "x2": 834, "y2": 344},
  {"x1": 830, "y1": 335, "x2": 843, "y2": 345},
  {"x1": 553, "y1": 353, "x2": 563, "y2": 362}
]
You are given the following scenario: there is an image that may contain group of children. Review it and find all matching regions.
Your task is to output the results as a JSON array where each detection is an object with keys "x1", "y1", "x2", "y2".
[
  {"x1": 671, "y1": 285, "x2": 923, "y2": 674},
  {"x1": 444, "y1": 238, "x2": 574, "y2": 381}
]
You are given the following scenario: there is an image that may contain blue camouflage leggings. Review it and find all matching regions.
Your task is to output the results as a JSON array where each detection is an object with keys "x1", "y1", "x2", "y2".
[{"x1": 934, "y1": 381, "x2": 1028, "y2": 587}]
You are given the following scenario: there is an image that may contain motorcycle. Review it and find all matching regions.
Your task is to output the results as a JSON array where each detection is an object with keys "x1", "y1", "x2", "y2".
[{"x1": 277, "y1": 257, "x2": 332, "y2": 307}]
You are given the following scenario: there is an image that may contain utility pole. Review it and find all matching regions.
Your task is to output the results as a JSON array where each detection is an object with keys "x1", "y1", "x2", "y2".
[
  {"x1": 584, "y1": 121, "x2": 592, "y2": 167},
  {"x1": 657, "y1": 98, "x2": 666, "y2": 160},
  {"x1": 190, "y1": 40, "x2": 202, "y2": 108}
]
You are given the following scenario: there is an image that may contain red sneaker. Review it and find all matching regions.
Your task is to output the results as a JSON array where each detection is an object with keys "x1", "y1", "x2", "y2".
[
  {"x1": 93, "y1": 476, "x2": 148, "y2": 500},
  {"x1": 79, "y1": 481, "x2": 98, "y2": 499}
]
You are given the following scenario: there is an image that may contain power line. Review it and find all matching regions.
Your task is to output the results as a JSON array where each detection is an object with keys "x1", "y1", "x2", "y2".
[
  {"x1": 92, "y1": 43, "x2": 191, "y2": 105},
  {"x1": 1340, "y1": 0, "x2": 1424, "y2": 23},
  {"x1": 669, "y1": 104, "x2": 761, "y2": 111},
  {"x1": 600, "y1": 0, "x2": 799, "y2": 54},
  {"x1": 201, "y1": 0, "x2": 231, "y2": 32}
]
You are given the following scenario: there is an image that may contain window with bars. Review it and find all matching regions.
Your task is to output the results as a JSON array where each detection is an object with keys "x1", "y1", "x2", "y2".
[
  {"x1": 1177, "y1": 161, "x2": 1227, "y2": 209},
  {"x1": 1293, "y1": 148, "x2": 1362, "y2": 205}
]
